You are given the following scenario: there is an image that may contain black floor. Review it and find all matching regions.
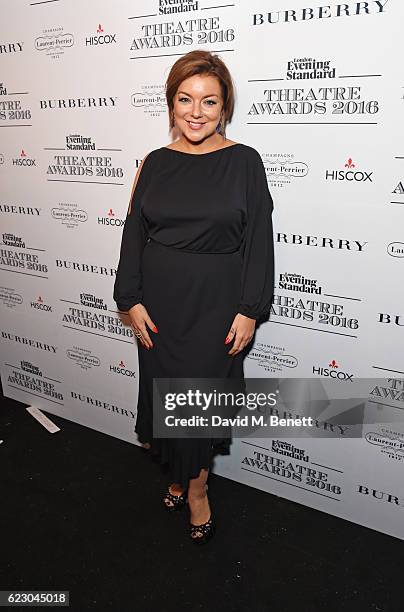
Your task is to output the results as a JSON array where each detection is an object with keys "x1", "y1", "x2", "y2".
[{"x1": 1, "y1": 390, "x2": 402, "y2": 612}]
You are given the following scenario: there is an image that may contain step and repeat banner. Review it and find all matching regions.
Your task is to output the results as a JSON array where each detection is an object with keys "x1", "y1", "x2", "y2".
[{"x1": 1, "y1": 1, "x2": 403, "y2": 539}]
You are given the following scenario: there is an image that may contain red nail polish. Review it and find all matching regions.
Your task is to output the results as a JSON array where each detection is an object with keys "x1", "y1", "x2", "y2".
[
  {"x1": 225, "y1": 337, "x2": 230, "y2": 344},
  {"x1": 152, "y1": 326, "x2": 158, "y2": 333}
]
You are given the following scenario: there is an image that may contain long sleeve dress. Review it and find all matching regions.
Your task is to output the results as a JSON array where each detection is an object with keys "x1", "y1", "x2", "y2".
[{"x1": 113, "y1": 143, "x2": 274, "y2": 488}]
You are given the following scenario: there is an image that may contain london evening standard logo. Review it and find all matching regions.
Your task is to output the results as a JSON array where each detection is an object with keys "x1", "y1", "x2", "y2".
[
  {"x1": 129, "y1": 4, "x2": 235, "y2": 54},
  {"x1": 252, "y1": 1, "x2": 389, "y2": 26},
  {"x1": 35, "y1": 26, "x2": 74, "y2": 59},
  {"x1": 248, "y1": 53, "x2": 380, "y2": 120},
  {"x1": 132, "y1": 86, "x2": 167, "y2": 119},
  {"x1": 6, "y1": 359, "x2": 64, "y2": 403},
  {"x1": 11, "y1": 148, "x2": 37, "y2": 168},
  {"x1": 80, "y1": 292, "x2": 107, "y2": 310},
  {"x1": 46, "y1": 134, "x2": 124, "y2": 184},
  {"x1": 0, "y1": 286, "x2": 23, "y2": 309},
  {"x1": 325, "y1": 157, "x2": 373, "y2": 182},
  {"x1": 158, "y1": 0, "x2": 199, "y2": 14},
  {"x1": 61, "y1": 291, "x2": 135, "y2": 340},
  {"x1": 262, "y1": 153, "x2": 308, "y2": 189},
  {"x1": 285, "y1": 57, "x2": 336, "y2": 80},
  {"x1": 241, "y1": 441, "x2": 342, "y2": 498},
  {"x1": 271, "y1": 270, "x2": 361, "y2": 335},
  {"x1": 0, "y1": 81, "x2": 32, "y2": 124},
  {"x1": 247, "y1": 342, "x2": 298, "y2": 374},
  {"x1": 1, "y1": 233, "x2": 48, "y2": 277},
  {"x1": 271, "y1": 439, "x2": 309, "y2": 461},
  {"x1": 279, "y1": 271, "x2": 322, "y2": 295}
]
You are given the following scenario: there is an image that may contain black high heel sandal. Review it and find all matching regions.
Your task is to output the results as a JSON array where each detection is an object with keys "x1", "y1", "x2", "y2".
[
  {"x1": 162, "y1": 485, "x2": 188, "y2": 512},
  {"x1": 189, "y1": 514, "x2": 216, "y2": 544}
]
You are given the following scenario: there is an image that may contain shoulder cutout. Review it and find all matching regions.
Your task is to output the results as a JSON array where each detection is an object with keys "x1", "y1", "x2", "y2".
[{"x1": 127, "y1": 152, "x2": 150, "y2": 215}]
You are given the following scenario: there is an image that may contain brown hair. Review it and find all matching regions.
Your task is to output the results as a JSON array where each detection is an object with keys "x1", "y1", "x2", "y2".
[{"x1": 165, "y1": 50, "x2": 235, "y2": 134}]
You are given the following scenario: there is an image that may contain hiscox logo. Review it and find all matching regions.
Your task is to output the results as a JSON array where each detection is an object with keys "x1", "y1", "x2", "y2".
[
  {"x1": 98, "y1": 208, "x2": 125, "y2": 228},
  {"x1": 378, "y1": 313, "x2": 404, "y2": 326},
  {"x1": 30, "y1": 295, "x2": 53, "y2": 313},
  {"x1": 85, "y1": 24, "x2": 117, "y2": 46},
  {"x1": 109, "y1": 359, "x2": 136, "y2": 378},
  {"x1": 325, "y1": 158, "x2": 373, "y2": 182},
  {"x1": 35, "y1": 26, "x2": 74, "y2": 59},
  {"x1": 12, "y1": 148, "x2": 36, "y2": 168},
  {"x1": 252, "y1": 1, "x2": 389, "y2": 25},
  {"x1": 312, "y1": 359, "x2": 354, "y2": 382}
]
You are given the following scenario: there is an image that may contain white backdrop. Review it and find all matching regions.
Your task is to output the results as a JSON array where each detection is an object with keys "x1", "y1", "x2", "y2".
[{"x1": 1, "y1": 0, "x2": 404, "y2": 540}]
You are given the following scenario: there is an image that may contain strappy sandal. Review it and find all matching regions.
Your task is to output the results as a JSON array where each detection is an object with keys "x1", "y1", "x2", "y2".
[
  {"x1": 189, "y1": 514, "x2": 216, "y2": 544},
  {"x1": 162, "y1": 485, "x2": 188, "y2": 512}
]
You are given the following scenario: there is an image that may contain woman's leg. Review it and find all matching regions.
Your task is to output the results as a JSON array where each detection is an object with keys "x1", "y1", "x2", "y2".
[{"x1": 188, "y1": 468, "x2": 211, "y2": 532}]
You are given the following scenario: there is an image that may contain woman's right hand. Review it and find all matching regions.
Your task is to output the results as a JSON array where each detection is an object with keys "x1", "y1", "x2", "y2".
[{"x1": 128, "y1": 303, "x2": 158, "y2": 350}]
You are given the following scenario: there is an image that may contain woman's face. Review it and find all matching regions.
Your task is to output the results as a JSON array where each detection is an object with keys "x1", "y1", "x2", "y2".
[{"x1": 172, "y1": 74, "x2": 224, "y2": 143}]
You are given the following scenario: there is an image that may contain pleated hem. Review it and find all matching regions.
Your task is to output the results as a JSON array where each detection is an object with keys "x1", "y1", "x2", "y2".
[{"x1": 136, "y1": 429, "x2": 231, "y2": 489}]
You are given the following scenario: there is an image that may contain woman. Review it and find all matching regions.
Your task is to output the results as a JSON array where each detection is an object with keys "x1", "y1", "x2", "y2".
[{"x1": 113, "y1": 50, "x2": 275, "y2": 544}]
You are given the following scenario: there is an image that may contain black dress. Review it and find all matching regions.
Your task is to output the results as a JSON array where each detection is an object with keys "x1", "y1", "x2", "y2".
[{"x1": 113, "y1": 143, "x2": 274, "y2": 489}]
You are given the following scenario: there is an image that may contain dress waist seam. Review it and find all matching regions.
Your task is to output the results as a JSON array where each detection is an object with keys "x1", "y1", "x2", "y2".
[{"x1": 147, "y1": 237, "x2": 241, "y2": 255}]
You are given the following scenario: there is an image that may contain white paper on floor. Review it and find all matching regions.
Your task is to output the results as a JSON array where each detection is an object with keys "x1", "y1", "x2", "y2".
[{"x1": 26, "y1": 406, "x2": 60, "y2": 433}]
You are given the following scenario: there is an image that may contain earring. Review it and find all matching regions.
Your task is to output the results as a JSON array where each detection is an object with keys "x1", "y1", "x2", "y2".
[{"x1": 220, "y1": 115, "x2": 226, "y2": 139}]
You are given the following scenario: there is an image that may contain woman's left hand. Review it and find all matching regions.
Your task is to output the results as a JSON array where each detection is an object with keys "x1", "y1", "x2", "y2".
[{"x1": 225, "y1": 313, "x2": 256, "y2": 356}]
